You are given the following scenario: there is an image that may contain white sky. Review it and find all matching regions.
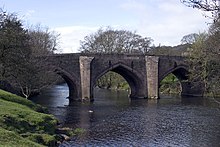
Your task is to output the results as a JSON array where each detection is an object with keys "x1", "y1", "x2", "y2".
[{"x1": 1, "y1": 0, "x2": 211, "y2": 53}]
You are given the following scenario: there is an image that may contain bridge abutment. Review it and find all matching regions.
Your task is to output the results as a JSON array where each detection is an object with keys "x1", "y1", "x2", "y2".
[{"x1": 181, "y1": 81, "x2": 204, "y2": 97}]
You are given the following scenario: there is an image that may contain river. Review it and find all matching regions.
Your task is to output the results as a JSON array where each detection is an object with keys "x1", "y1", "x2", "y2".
[{"x1": 31, "y1": 83, "x2": 220, "y2": 147}]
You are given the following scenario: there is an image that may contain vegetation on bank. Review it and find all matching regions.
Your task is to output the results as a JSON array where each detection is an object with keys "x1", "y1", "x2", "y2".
[
  {"x1": 160, "y1": 74, "x2": 181, "y2": 95},
  {"x1": 0, "y1": 89, "x2": 59, "y2": 146},
  {"x1": 0, "y1": 9, "x2": 60, "y2": 99}
]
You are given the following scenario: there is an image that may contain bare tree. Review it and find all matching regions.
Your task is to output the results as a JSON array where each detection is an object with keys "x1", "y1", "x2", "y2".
[
  {"x1": 180, "y1": 0, "x2": 220, "y2": 20},
  {"x1": 181, "y1": 0, "x2": 220, "y2": 11},
  {"x1": 19, "y1": 25, "x2": 60, "y2": 98},
  {"x1": 79, "y1": 27, "x2": 153, "y2": 54},
  {"x1": 181, "y1": 33, "x2": 199, "y2": 44},
  {"x1": 28, "y1": 24, "x2": 60, "y2": 55}
]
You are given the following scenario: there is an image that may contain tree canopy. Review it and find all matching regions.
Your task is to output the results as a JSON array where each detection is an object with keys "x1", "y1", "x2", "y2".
[
  {"x1": 180, "y1": 0, "x2": 220, "y2": 99},
  {"x1": 0, "y1": 9, "x2": 60, "y2": 98},
  {"x1": 79, "y1": 27, "x2": 153, "y2": 54}
]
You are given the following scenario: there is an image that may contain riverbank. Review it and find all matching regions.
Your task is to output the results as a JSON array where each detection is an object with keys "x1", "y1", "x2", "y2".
[{"x1": 0, "y1": 89, "x2": 62, "y2": 146}]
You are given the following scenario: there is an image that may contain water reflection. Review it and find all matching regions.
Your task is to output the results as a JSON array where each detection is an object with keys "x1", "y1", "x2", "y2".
[
  {"x1": 31, "y1": 84, "x2": 220, "y2": 147},
  {"x1": 32, "y1": 83, "x2": 69, "y2": 107}
]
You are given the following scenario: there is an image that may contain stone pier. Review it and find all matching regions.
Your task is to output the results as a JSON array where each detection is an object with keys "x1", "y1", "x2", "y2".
[
  {"x1": 79, "y1": 56, "x2": 94, "y2": 101},
  {"x1": 146, "y1": 56, "x2": 159, "y2": 99}
]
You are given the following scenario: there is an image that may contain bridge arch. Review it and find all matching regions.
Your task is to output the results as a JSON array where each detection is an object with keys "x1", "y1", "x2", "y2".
[
  {"x1": 159, "y1": 65, "x2": 189, "y2": 96},
  {"x1": 53, "y1": 67, "x2": 81, "y2": 101},
  {"x1": 91, "y1": 63, "x2": 146, "y2": 99}
]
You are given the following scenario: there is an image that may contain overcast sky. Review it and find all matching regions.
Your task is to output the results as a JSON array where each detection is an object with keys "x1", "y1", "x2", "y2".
[{"x1": 1, "y1": 0, "x2": 211, "y2": 53}]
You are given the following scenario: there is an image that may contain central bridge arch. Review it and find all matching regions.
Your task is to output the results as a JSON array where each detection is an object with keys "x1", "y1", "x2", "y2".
[{"x1": 91, "y1": 63, "x2": 146, "y2": 99}]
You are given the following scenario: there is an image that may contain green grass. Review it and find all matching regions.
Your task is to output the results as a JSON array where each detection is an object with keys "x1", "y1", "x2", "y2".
[
  {"x1": 0, "y1": 128, "x2": 43, "y2": 147},
  {"x1": 0, "y1": 89, "x2": 58, "y2": 146},
  {"x1": 0, "y1": 90, "x2": 47, "y2": 113}
]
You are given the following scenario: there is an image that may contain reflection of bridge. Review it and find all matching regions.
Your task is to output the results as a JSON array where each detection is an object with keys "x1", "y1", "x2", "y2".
[{"x1": 46, "y1": 53, "x2": 204, "y2": 102}]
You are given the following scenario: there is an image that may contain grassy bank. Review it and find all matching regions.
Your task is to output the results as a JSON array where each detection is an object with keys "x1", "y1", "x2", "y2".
[{"x1": 0, "y1": 89, "x2": 59, "y2": 147}]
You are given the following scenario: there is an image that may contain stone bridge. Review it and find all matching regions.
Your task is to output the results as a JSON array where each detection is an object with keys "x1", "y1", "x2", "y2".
[{"x1": 45, "y1": 53, "x2": 204, "y2": 102}]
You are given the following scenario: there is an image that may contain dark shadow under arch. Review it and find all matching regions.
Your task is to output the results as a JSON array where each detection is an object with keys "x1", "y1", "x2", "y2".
[{"x1": 91, "y1": 63, "x2": 145, "y2": 99}]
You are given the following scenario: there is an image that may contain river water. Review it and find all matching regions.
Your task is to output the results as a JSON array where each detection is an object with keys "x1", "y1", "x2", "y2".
[{"x1": 31, "y1": 83, "x2": 220, "y2": 147}]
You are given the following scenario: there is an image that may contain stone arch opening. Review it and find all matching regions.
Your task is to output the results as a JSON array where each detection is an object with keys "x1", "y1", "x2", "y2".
[
  {"x1": 95, "y1": 71, "x2": 130, "y2": 91},
  {"x1": 54, "y1": 68, "x2": 80, "y2": 102},
  {"x1": 91, "y1": 63, "x2": 145, "y2": 99},
  {"x1": 159, "y1": 66, "x2": 189, "y2": 97},
  {"x1": 159, "y1": 73, "x2": 182, "y2": 96}
]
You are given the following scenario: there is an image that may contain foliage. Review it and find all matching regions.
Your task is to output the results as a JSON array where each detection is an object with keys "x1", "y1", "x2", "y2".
[
  {"x1": 28, "y1": 24, "x2": 60, "y2": 55},
  {"x1": 0, "y1": 9, "x2": 30, "y2": 81},
  {"x1": 0, "y1": 89, "x2": 58, "y2": 146},
  {"x1": 205, "y1": 18, "x2": 220, "y2": 95},
  {"x1": 181, "y1": 0, "x2": 220, "y2": 99},
  {"x1": 179, "y1": 1, "x2": 220, "y2": 105},
  {"x1": 79, "y1": 27, "x2": 153, "y2": 54},
  {"x1": 0, "y1": 9, "x2": 60, "y2": 98},
  {"x1": 149, "y1": 44, "x2": 190, "y2": 56},
  {"x1": 181, "y1": 33, "x2": 199, "y2": 44},
  {"x1": 186, "y1": 30, "x2": 220, "y2": 96},
  {"x1": 187, "y1": 32, "x2": 208, "y2": 83},
  {"x1": 160, "y1": 74, "x2": 181, "y2": 94}
]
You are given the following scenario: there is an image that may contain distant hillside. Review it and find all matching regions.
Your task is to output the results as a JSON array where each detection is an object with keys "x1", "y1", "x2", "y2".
[{"x1": 149, "y1": 44, "x2": 190, "y2": 56}]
